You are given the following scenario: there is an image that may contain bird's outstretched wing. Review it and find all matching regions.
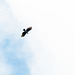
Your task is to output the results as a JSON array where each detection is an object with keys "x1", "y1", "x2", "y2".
[
  {"x1": 26, "y1": 27, "x2": 32, "y2": 33},
  {"x1": 21, "y1": 32, "x2": 26, "y2": 37}
]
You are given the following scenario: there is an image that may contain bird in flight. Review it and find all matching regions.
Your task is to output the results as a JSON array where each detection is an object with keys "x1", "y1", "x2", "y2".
[{"x1": 21, "y1": 26, "x2": 32, "y2": 37}]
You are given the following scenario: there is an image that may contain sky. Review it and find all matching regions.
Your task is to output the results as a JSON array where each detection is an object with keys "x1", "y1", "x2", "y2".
[{"x1": 0, "y1": 0, "x2": 75, "y2": 75}]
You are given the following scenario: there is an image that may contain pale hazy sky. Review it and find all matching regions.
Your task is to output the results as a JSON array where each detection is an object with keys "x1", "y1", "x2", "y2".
[{"x1": 0, "y1": 0, "x2": 75, "y2": 75}]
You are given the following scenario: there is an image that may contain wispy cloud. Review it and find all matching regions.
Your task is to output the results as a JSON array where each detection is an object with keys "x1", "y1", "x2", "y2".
[
  {"x1": 0, "y1": 1, "x2": 31, "y2": 75},
  {"x1": 3, "y1": 0, "x2": 75, "y2": 75}
]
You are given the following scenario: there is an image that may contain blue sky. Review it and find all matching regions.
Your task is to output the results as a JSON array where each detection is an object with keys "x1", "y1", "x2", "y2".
[
  {"x1": 0, "y1": 0, "x2": 75, "y2": 75},
  {"x1": 1, "y1": 38, "x2": 30, "y2": 75},
  {"x1": 0, "y1": 1, "x2": 31, "y2": 75}
]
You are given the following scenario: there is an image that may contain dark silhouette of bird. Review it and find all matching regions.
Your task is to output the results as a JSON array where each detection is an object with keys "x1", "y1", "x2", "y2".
[{"x1": 21, "y1": 26, "x2": 32, "y2": 37}]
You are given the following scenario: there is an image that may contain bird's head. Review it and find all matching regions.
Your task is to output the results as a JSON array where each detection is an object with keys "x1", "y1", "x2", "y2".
[{"x1": 23, "y1": 29, "x2": 25, "y2": 31}]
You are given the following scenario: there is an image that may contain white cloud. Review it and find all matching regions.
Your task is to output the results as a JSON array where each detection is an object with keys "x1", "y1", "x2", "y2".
[
  {"x1": 0, "y1": 2, "x2": 15, "y2": 75},
  {"x1": 0, "y1": 50, "x2": 13, "y2": 75},
  {"x1": 5, "y1": 0, "x2": 75, "y2": 75},
  {"x1": 0, "y1": 61, "x2": 13, "y2": 75},
  {"x1": 0, "y1": 1, "x2": 23, "y2": 42}
]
